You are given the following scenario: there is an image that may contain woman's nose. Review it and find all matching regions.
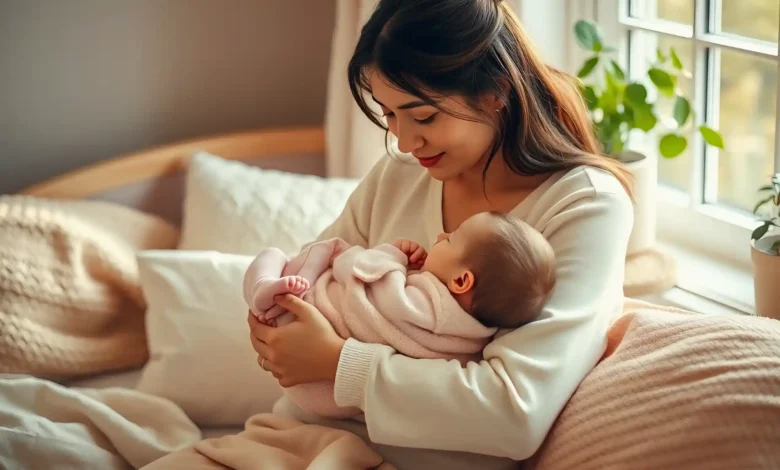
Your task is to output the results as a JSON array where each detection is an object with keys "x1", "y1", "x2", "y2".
[{"x1": 394, "y1": 120, "x2": 424, "y2": 154}]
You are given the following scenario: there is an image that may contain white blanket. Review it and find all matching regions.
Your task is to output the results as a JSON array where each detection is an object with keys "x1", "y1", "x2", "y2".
[{"x1": 0, "y1": 374, "x2": 201, "y2": 470}]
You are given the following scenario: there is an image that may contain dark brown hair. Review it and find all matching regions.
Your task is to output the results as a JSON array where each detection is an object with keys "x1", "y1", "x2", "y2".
[
  {"x1": 464, "y1": 212, "x2": 556, "y2": 328},
  {"x1": 347, "y1": 0, "x2": 634, "y2": 197}
]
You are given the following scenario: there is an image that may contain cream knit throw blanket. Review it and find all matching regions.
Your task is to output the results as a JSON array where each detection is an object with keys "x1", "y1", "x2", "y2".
[{"x1": 0, "y1": 195, "x2": 179, "y2": 379}]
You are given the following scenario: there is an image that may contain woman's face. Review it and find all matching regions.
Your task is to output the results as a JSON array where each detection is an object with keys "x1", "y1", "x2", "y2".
[{"x1": 368, "y1": 70, "x2": 499, "y2": 181}]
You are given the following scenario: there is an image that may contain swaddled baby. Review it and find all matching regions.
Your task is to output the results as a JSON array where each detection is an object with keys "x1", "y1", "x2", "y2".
[{"x1": 243, "y1": 211, "x2": 557, "y2": 419}]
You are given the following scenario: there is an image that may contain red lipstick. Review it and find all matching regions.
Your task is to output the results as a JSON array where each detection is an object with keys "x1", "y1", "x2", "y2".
[{"x1": 417, "y1": 152, "x2": 444, "y2": 168}]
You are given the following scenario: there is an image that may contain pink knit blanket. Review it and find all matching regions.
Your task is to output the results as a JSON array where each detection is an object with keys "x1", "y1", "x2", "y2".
[{"x1": 527, "y1": 300, "x2": 780, "y2": 470}]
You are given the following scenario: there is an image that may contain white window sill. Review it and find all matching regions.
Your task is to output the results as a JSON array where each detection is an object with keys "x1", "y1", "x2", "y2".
[{"x1": 638, "y1": 239, "x2": 756, "y2": 317}]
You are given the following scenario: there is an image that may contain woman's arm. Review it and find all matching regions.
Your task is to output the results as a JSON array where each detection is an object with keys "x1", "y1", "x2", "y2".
[{"x1": 332, "y1": 185, "x2": 633, "y2": 460}]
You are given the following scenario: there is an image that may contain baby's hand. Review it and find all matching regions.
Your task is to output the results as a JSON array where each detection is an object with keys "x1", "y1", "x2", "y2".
[{"x1": 392, "y1": 239, "x2": 427, "y2": 269}]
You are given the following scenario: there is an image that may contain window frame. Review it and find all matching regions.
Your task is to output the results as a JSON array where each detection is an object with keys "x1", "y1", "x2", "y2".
[
  {"x1": 515, "y1": 0, "x2": 774, "y2": 311},
  {"x1": 588, "y1": 0, "x2": 778, "y2": 273}
]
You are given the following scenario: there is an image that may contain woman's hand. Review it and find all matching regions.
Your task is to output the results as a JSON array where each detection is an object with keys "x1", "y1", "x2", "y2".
[{"x1": 248, "y1": 294, "x2": 345, "y2": 388}]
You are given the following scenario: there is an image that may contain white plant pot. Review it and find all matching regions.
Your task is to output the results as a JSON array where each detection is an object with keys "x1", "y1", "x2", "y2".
[
  {"x1": 751, "y1": 234, "x2": 780, "y2": 320},
  {"x1": 620, "y1": 150, "x2": 657, "y2": 255}
]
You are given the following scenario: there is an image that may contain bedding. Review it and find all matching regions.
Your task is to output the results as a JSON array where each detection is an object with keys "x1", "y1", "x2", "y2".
[
  {"x1": 134, "y1": 250, "x2": 284, "y2": 427},
  {"x1": 8, "y1": 300, "x2": 775, "y2": 470},
  {"x1": 0, "y1": 195, "x2": 180, "y2": 380},
  {"x1": 526, "y1": 299, "x2": 780, "y2": 470},
  {"x1": 178, "y1": 152, "x2": 359, "y2": 256},
  {"x1": 0, "y1": 374, "x2": 199, "y2": 470},
  {"x1": 4, "y1": 147, "x2": 779, "y2": 469},
  {"x1": 141, "y1": 412, "x2": 396, "y2": 470}
]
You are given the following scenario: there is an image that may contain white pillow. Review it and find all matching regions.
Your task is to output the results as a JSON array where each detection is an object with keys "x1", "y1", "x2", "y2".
[
  {"x1": 135, "y1": 250, "x2": 284, "y2": 426},
  {"x1": 178, "y1": 152, "x2": 359, "y2": 256}
]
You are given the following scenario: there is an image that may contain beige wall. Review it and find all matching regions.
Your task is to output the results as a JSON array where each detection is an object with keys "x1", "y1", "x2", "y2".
[{"x1": 0, "y1": 0, "x2": 335, "y2": 194}]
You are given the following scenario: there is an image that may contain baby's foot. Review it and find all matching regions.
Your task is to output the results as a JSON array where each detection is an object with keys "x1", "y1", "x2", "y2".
[
  {"x1": 251, "y1": 276, "x2": 310, "y2": 312},
  {"x1": 281, "y1": 275, "x2": 310, "y2": 296}
]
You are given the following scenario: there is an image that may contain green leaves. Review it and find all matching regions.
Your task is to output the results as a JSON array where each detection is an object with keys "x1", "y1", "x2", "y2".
[
  {"x1": 673, "y1": 96, "x2": 691, "y2": 127},
  {"x1": 670, "y1": 48, "x2": 684, "y2": 70},
  {"x1": 751, "y1": 173, "x2": 780, "y2": 243},
  {"x1": 633, "y1": 106, "x2": 657, "y2": 132},
  {"x1": 648, "y1": 68, "x2": 676, "y2": 96},
  {"x1": 755, "y1": 194, "x2": 775, "y2": 214},
  {"x1": 574, "y1": 20, "x2": 604, "y2": 52},
  {"x1": 578, "y1": 56, "x2": 599, "y2": 78},
  {"x1": 611, "y1": 60, "x2": 626, "y2": 80},
  {"x1": 625, "y1": 84, "x2": 648, "y2": 106},
  {"x1": 659, "y1": 134, "x2": 687, "y2": 158},
  {"x1": 752, "y1": 221, "x2": 772, "y2": 241},
  {"x1": 699, "y1": 125, "x2": 725, "y2": 149},
  {"x1": 572, "y1": 19, "x2": 727, "y2": 160},
  {"x1": 582, "y1": 85, "x2": 598, "y2": 109}
]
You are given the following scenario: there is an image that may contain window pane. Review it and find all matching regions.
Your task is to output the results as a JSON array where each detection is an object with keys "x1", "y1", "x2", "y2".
[
  {"x1": 656, "y1": 35, "x2": 695, "y2": 192},
  {"x1": 631, "y1": 0, "x2": 693, "y2": 25},
  {"x1": 720, "y1": 0, "x2": 779, "y2": 43},
  {"x1": 717, "y1": 49, "x2": 777, "y2": 212},
  {"x1": 630, "y1": 30, "x2": 696, "y2": 192}
]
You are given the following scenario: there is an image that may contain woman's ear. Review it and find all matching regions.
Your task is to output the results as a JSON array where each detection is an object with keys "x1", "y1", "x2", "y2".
[
  {"x1": 448, "y1": 270, "x2": 475, "y2": 294},
  {"x1": 482, "y1": 80, "x2": 510, "y2": 111}
]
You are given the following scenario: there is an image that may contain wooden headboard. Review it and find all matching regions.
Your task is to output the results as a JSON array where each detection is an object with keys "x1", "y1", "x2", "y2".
[{"x1": 18, "y1": 126, "x2": 327, "y2": 226}]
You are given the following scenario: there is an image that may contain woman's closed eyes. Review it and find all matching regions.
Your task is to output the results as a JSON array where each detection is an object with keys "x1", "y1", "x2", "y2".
[
  {"x1": 415, "y1": 113, "x2": 437, "y2": 125},
  {"x1": 381, "y1": 111, "x2": 438, "y2": 125}
]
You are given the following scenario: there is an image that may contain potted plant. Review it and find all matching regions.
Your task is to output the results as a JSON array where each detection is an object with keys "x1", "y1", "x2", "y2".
[
  {"x1": 573, "y1": 19, "x2": 725, "y2": 255},
  {"x1": 751, "y1": 174, "x2": 780, "y2": 319}
]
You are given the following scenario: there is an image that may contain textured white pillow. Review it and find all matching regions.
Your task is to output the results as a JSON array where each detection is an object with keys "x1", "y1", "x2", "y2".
[
  {"x1": 178, "y1": 152, "x2": 359, "y2": 256},
  {"x1": 135, "y1": 250, "x2": 284, "y2": 426}
]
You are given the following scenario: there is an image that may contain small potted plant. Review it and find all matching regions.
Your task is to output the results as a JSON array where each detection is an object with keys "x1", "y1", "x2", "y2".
[
  {"x1": 751, "y1": 174, "x2": 780, "y2": 319},
  {"x1": 573, "y1": 19, "x2": 725, "y2": 255}
]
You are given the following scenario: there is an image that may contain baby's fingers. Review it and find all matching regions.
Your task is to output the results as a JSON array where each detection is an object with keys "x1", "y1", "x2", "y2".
[{"x1": 409, "y1": 247, "x2": 426, "y2": 263}]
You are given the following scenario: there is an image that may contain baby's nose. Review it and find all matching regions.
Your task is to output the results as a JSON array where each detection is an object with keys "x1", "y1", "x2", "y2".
[{"x1": 436, "y1": 232, "x2": 448, "y2": 242}]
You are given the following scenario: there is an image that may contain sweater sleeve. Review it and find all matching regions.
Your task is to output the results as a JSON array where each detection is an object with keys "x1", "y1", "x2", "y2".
[{"x1": 332, "y1": 184, "x2": 633, "y2": 460}]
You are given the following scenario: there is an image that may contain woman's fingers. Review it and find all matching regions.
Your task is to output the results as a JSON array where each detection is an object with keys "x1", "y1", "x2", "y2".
[
  {"x1": 249, "y1": 330, "x2": 272, "y2": 357},
  {"x1": 247, "y1": 310, "x2": 275, "y2": 342},
  {"x1": 257, "y1": 355, "x2": 280, "y2": 374},
  {"x1": 276, "y1": 294, "x2": 318, "y2": 322}
]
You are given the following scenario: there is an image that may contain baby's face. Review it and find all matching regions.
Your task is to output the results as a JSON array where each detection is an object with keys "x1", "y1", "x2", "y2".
[{"x1": 422, "y1": 212, "x2": 495, "y2": 284}]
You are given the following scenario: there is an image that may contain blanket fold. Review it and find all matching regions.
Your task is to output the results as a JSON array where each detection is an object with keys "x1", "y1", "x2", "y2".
[
  {"x1": 141, "y1": 413, "x2": 396, "y2": 470},
  {"x1": 0, "y1": 374, "x2": 200, "y2": 470},
  {"x1": 0, "y1": 195, "x2": 180, "y2": 379}
]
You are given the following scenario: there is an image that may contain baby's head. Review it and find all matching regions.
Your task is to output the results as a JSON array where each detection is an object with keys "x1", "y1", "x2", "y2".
[{"x1": 421, "y1": 212, "x2": 556, "y2": 329}]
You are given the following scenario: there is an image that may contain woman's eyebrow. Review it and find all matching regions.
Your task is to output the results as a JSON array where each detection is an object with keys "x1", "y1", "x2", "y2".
[{"x1": 371, "y1": 95, "x2": 430, "y2": 110}]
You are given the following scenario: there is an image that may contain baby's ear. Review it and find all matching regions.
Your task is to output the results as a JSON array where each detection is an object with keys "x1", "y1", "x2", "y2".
[{"x1": 448, "y1": 270, "x2": 474, "y2": 294}]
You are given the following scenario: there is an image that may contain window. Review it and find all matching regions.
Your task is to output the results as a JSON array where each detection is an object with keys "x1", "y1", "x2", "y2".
[
  {"x1": 586, "y1": 0, "x2": 779, "y2": 269},
  {"x1": 624, "y1": 0, "x2": 778, "y2": 216},
  {"x1": 533, "y1": 0, "x2": 776, "y2": 312}
]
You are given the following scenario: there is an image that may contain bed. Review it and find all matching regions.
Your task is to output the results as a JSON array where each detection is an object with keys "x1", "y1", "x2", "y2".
[
  {"x1": 16, "y1": 125, "x2": 331, "y2": 437},
  {"x1": 3, "y1": 126, "x2": 780, "y2": 470}
]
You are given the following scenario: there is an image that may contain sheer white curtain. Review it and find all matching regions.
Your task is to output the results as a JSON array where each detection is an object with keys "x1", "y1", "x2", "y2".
[{"x1": 324, "y1": 0, "x2": 388, "y2": 179}]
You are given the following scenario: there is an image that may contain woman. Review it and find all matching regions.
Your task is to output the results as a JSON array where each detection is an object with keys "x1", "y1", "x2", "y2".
[
  {"x1": 153, "y1": 1, "x2": 633, "y2": 468},
  {"x1": 246, "y1": 0, "x2": 633, "y2": 468}
]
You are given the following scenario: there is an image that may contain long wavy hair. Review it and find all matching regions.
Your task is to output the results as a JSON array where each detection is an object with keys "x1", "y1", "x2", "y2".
[{"x1": 347, "y1": 0, "x2": 634, "y2": 197}]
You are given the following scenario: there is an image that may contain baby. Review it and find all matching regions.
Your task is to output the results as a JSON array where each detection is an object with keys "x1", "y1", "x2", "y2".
[{"x1": 243, "y1": 211, "x2": 556, "y2": 418}]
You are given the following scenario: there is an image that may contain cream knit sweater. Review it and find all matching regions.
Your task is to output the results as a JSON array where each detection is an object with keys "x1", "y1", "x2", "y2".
[
  {"x1": 0, "y1": 196, "x2": 179, "y2": 379},
  {"x1": 298, "y1": 154, "x2": 634, "y2": 463}
]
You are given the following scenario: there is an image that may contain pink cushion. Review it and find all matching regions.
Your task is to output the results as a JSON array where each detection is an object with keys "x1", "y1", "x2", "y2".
[{"x1": 528, "y1": 305, "x2": 780, "y2": 470}]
